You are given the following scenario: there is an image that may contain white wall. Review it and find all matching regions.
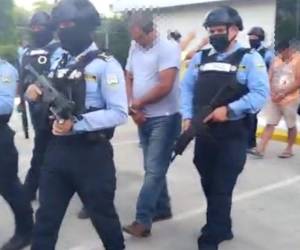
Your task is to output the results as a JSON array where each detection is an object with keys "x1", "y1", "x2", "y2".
[
  {"x1": 155, "y1": 0, "x2": 276, "y2": 49},
  {"x1": 112, "y1": 0, "x2": 224, "y2": 11}
]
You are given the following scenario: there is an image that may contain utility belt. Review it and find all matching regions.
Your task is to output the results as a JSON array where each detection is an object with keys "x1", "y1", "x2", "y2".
[
  {"x1": 52, "y1": 129, "x2": 114, "y2": 145},
  {"x1": 85, "y1": 128, "x2": 115, "y2": 142},
  {"x1": 206, "y1": 116, "x2": 249, "y2": 140},
  {"x1": 53, "y1": 106, "x2": 115, "y2": 143},
  {"x1": 79, "y1": 106, "x2": 115, "y2": 142},
  {"x1": 0, "y1": 114, "x2": 10, "y2": 125}
]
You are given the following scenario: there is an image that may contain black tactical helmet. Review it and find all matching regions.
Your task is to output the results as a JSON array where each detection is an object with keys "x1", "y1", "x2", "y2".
[
  {"x1": 51, "y1": 0, "x2": 101, "y2": 30},
  {"x1": 203, "y1": 6, "x2": 243, "y2": 31},
  {"x1": 248, "y1": 27, "x2": 265, "y2": 41},
  {"x1": 30, "y1": 11, "x2": 52, "y2": 29}
]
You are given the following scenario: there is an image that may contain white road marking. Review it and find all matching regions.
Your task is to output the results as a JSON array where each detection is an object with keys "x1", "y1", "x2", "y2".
[{"x1": 70, "y1": 176, "x2": 300, "y2": 250}]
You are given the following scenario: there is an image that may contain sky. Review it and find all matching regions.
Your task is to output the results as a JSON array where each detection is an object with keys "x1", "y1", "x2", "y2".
[{"x1": 15, "y1": 0, "x2": 112, "y2": 15}]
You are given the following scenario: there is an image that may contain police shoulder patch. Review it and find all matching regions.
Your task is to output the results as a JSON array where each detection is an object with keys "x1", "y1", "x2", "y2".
[
  {"x1": 0, "y1": 75, "x2": 12, "y2": 84},
  {"x1": 107, "y1": 74, "x2": 119, "y2": 87}
]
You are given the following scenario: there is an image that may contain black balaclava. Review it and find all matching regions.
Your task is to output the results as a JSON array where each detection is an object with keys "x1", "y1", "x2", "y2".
[
  {"x1": 249, "y1": 39, "x2": 261, "y2": 50},
  {"x1": 58, "y1": 23, "x2": 93, "y2": 56},
  {"x1": 31, "y1": 29, "x2": 53, "y2": 48}
]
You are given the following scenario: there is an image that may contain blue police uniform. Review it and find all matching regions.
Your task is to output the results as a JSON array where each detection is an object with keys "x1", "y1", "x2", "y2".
[
  {"x1": 180, "y1": 42, "x2": 269, "y2": 244},
  {"x1": 0, "y1": 59, "x2": 33, "y2": 247},
  {"x1": 32, "y1": 43, "x2": 127, "y2": 250},
  {"x1": 20, "y1": 41, "x2": 64, "y2": 201},
  {"x1": 257, "y1": 45, "x2": 275, "y2": 70},
  {"x1": 248, "y1": 45, "x2": 275, "y2": 149}
]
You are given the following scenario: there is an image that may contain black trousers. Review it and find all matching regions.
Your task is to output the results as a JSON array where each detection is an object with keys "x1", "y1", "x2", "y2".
[
  {"x1": 31, "y1": 135, "x2": 125, "y2": 250},
  {"x1": 248, "y1": 113, "x2": 258, "y2": 149},
  {"x1": 24, "y1": 129, "x2": 52, "y2": 200},
  {"x1": 193, "y1": 120, "x2": 248, "y2": 243},
  {"x1": 0, "y1": 124, "x2": 33, "y2": 235}
]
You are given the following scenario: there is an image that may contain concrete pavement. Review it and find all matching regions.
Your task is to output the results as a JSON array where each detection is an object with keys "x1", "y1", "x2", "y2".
[{"x1": 1, "y1": 112, "x2": 300, "y2": 250}]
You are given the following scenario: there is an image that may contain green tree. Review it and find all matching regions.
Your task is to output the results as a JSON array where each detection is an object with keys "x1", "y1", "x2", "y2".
[
  {"x1": 0, "y1": 0, "x2": 18, "y2": 63},
  {"x1": 33, "y1": 0, "x2": 54, "y2": 12},
  {"x1": 276, "y1": 0, "x2": 300, "y2": 44},
  {"x1": 95, "y1": 15, "x2": 131, "y2": 68},
  {"x1": 14, "y1": 6, "x2": 31, "y2": 27}
]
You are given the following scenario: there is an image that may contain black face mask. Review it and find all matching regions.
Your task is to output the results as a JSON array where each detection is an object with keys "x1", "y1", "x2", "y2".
[
  {"x1": 31, "y1": 30, "x2": 53, "y2": 48},
  {"x1": 209, "y1": 33, "x2": 230, "y2": 52},
  {"x1": 58, "y1": 25, "x2": 93, "y2": 56},
  {"x1": 249, "y1": 39, "x2": 261, "y2": 49}
]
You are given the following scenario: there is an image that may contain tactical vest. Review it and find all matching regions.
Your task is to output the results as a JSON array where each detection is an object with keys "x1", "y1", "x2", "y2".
[
  {"x1": 0, "y1": 114, "x2": 10, "y2": 124},
  {"x1": 20, "y1": 42, "x2": 60, "y2": 131},
  {"x1": 49, "y1": 49, "x2": 115, "y2": 139},
  {"x1": 20, "y1": 42, "x2": 60, "y2": 89},
  {"x1": 257, "y1": 47, "x2": 271, "y2": 70},
  {"x1": 193, "y1": 48, "x2": 250, "y2": 118},
  {"x1": 193, "y1": 48, "x2": 251, "y2": 138}
]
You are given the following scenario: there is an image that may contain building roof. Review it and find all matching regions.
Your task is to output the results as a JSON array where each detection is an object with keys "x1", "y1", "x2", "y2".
[{"x1": 112, "y1": 0, "x2": 225, "y2": 11}]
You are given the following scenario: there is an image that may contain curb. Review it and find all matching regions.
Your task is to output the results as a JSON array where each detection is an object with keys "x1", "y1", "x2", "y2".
[{"x1": 257, "y1": 127, "x2": 300, "y2": 145}]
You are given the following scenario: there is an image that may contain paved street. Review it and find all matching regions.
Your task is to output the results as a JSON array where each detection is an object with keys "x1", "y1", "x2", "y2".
[{"x1": 1, "y1": 111, "x2": 300, "y2": 250}]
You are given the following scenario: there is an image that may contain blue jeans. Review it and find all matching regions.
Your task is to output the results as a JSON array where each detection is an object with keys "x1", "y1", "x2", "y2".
[{"x1": 136, "y1": 113, "x2": 181, "y2": 228}]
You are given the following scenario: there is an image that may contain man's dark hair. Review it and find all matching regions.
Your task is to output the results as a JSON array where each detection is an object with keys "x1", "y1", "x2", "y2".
[
  {"x1": 127, "y1": 10, "x2": 154, "y2": 34},
  {"x1": 275, "y1": 39, "x2": 290, "y2": 52}
]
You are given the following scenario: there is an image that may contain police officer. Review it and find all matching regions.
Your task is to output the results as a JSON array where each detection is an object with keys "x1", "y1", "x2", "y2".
[
  {"x1": 180, "y1": 6, "x2": 269, "y2": 250},
  {"x1": 248, "y1": 27, "x2": 274, "y2": 69},
  {"x1": 247, "y1": 26, "x2": 274, "y2": 153},
  {"x1": 26, "y1": 0, "x2": 127, "y2": 249},
  {"x1": 20, "y1": 11, "x2": 62, "y2": 202},
  {"x1": 0, "y1": 58, "x2": 33, "y2": 250}
]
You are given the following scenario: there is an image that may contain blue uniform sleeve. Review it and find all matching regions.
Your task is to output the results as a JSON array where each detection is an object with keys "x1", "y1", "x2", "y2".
[
  {"x1": 0, "y1": 62, "x2": 18, "y2": 115},
  {"x1": 180, "y1": 52, "x2": 202, "y2": 120},
  {"x1": 264, "y1": 49, "x2": 275, "y2": 69},
  {"x1": 73, "y1": 59, "x2": 128, "y2": 132},
  {"x1": 228, "y1": 51, "x2": 270, "y2": 117}
]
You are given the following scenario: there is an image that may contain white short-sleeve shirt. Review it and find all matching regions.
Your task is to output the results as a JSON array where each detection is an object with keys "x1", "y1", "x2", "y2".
[{"x1": 126, "y1": 38, "x2": 181, "y2": 117}]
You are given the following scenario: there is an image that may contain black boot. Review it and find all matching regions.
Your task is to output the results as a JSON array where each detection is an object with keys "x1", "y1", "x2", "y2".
[
  {"x1": 1, "y1": 233, "x2": 32, "y2": 250},
  {"x1": 197, "y1": 236, "x2": 218, "y2": 250}
]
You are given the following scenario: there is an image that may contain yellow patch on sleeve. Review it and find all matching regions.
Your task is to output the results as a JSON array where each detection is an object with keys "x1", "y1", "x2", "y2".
[
  {"x1": 256, "y1": 64, "x2": 266, "y2": 68},
  {"x1": 238, "y1": 65, "x2": 247, "y2": 72},
  {"x1": 84, "y1": 74, "x2": 97, "y2": 82}
]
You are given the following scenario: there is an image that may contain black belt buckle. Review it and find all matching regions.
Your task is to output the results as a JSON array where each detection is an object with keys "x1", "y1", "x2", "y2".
[{"x1": 86, "y1": 131, "x2": 107, "y2": 143}]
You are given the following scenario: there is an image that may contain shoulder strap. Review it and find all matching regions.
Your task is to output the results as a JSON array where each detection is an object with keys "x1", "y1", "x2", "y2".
[
  {"x1": 199, "y1": 49, "x2": 212, "y2": 65},
  {"x1": 258, "y1": 47, "x2": 267, "y2": 59},
  {"x1": 226, "y1": 48, "x2": 251, "y2": 66},
  {"x1": 45, "y1": 42, "x2": 60, "y2": 57},
  {"x1": 70, "y1": 49, "x2": 111, "y2": 72}
]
